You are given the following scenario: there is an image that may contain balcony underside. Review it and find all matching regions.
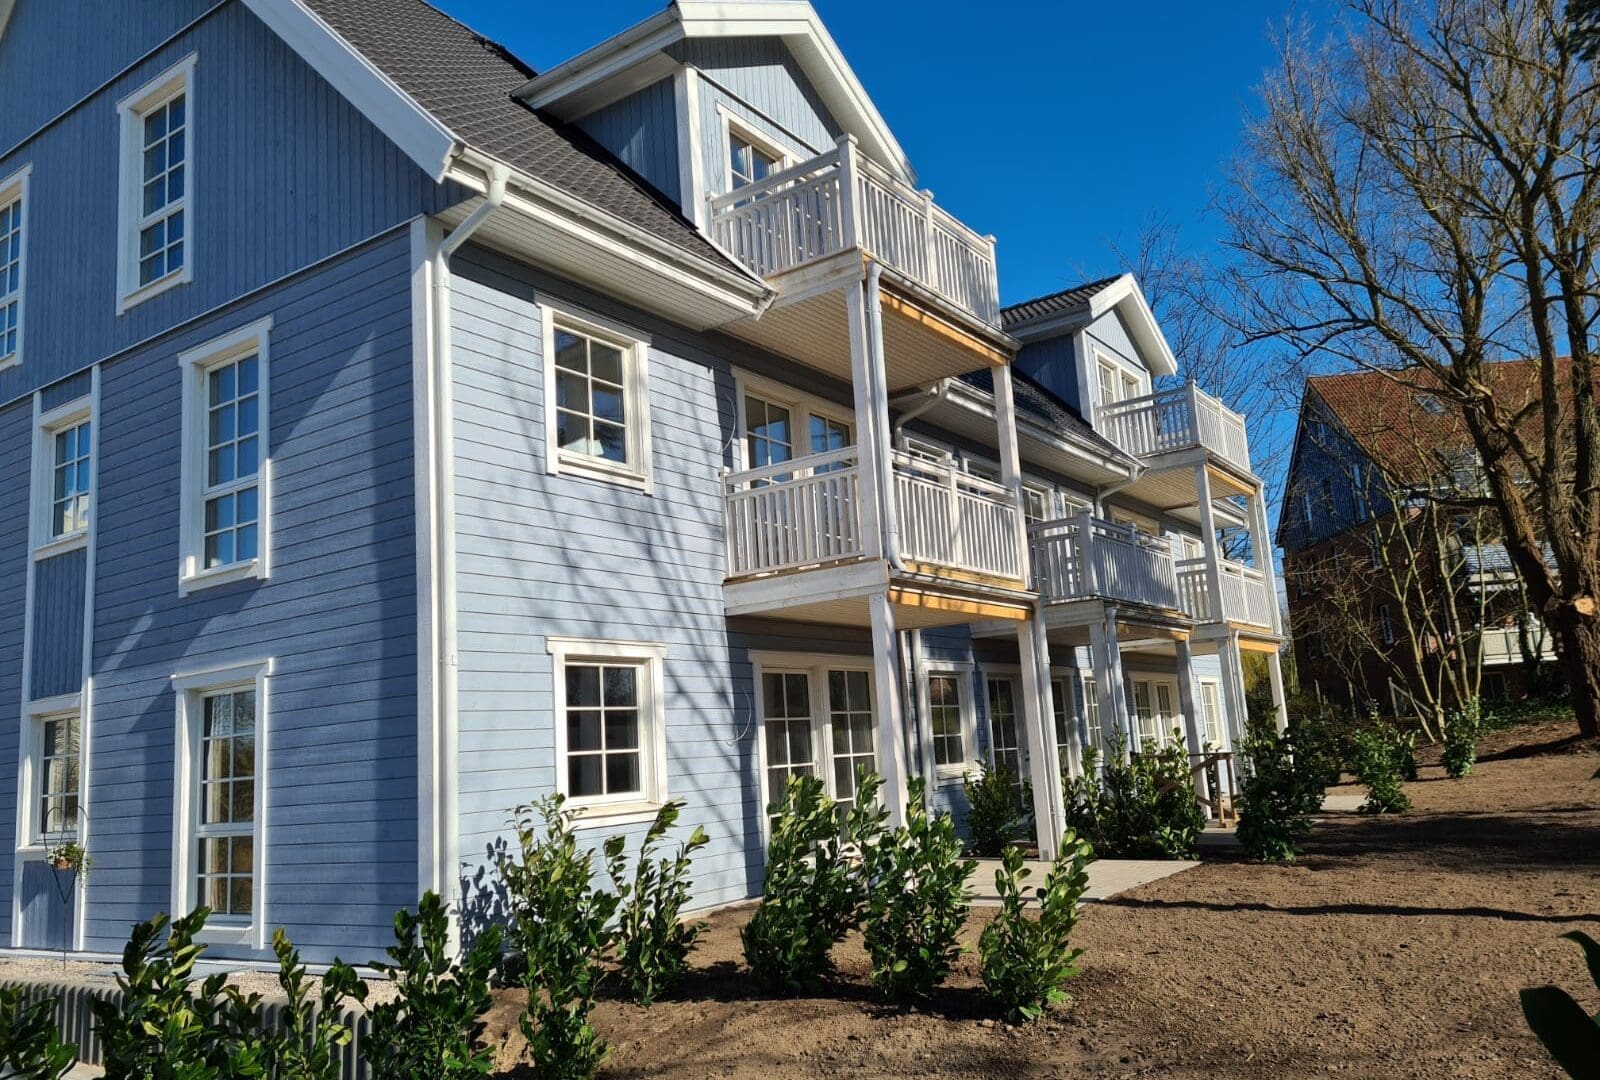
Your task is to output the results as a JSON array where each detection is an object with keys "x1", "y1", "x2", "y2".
[
  {"x1": 972, "y1": 596, "x2": 1192, "y2": 645},
  {"x1": 721, "y1": 251, "x2": 1012, "y2": 393},
  {"x1": 1117, "y1": 456, "x2": 1256, "y2": 527},
  {"x1": 724, "y1": 557, "x2": 1033, "y2": 628}
]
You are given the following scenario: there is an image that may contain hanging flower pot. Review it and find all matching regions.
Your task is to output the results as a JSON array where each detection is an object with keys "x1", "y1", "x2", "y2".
[{"x1": 45, "y1": 841, "x2": 90, "y2": 878}]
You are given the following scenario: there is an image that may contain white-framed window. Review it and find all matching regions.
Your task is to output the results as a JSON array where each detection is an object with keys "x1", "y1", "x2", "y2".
[
  {"x1": 752, "y1": 653, "x2": 877, "y2": 839},
  {"x1": 984, "y1": 676, "x2": 1023, "y2": 780},
  {"x1": 548, "y1": 638, "x2": 668, "y2": 823},
  {"x1": 719, "y1": 108, "x2": 799, "y2": 195},
  {"x1": 172, "y1": 660, "x2": 270, "y2": 948},
  {"x1": 924, "y1": 670, "x2": 975, "y2": 778},
  {"x1": 1132, "y1": 676, "x2": 1181, "y2": 750},
  {"x1": 735, "y1": 372, "x2": 854, "y2": 471},
  {"x1": 0, "y1": 164, "x2": 30, "y2": 371},
  {"x1": 760, "y1": 669, "x2": 817, "y2": 824},
  {"x1": 1082, "y1": 676, "x2": 1103, "y2": 756},
  {"x1": 21, "y1": 699, "x2": 83, "y2": 846},
  {"x1": 1093, "y1": 351, "x2": 1147, "y2": 419},
  {"x1": 1022, "y1": 485, "x2": 1052, "y2": 524},
  {"x1": 1198, "y1": 679, "x2": 1226, "y2": 748},
  {"x1": 542, "y1": 305, "x2": 652, "y2": 490},
  {"x1": 116, "y1": 54, "x2": 195, "y2": 312},
  {"x1": 1050, "y1": 676, "x2": 1074, "y2": 773},
  {"x1": 31, "y1": 396, "x2": 96, "y2": 555},
  {"x1": 1379, "y1": 604, "x2": 1396, "y2": 646},
  {"x1": 177, "y1": 317, "x2": 271, "y2": 593},
  {"x1": 828, "y1": 668, "x2": 876, "y2": 806}
]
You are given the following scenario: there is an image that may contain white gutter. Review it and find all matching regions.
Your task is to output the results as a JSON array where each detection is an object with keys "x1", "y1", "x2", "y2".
[
  {"x1": 892, "y1": 378, "x2": 952, "y2": 439},
  {"x1": 864, "y1": 264, "x2": 905, "y2": 572},
  {"x1": 432, "y1": 163, "x2": 509, "y2": 916}
]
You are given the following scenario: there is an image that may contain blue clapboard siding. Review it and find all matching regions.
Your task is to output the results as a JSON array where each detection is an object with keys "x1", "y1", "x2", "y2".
[
  {"x1": 81, "y1": 229, "x2": 418, "y2": 962},
  {"x1": 671, "y1": 38, "x2": 842, "y2": 199},
  {"x1": 576, "y1": 78, "x2": 681, "y2": 206},
  {"x1": 30, "y1": 548, "x2": 87, "y2": 701},
  {"x1": 0, "y1": 0, "x2": 455, "y2": 407},
  {"x1": 17, "y1": 861, "x2": 74, "y2": 951},
  {"x1": 0, "y1": 398, "x2": 31, "y2": 943},
  {"x1": 0, "y1": 0, "x2": 219, "y2": 154}
]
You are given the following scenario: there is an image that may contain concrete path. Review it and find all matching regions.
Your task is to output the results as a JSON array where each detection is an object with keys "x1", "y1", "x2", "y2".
[
  {"x1": 968, "y1": 856, "x2": 1197, "y2": 906},
  {"x1": 1319, "y1": 793, "x2": 1366, "y2": 812}
]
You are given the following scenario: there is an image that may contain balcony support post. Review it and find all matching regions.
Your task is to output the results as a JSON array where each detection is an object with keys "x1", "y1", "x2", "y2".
[
  {"x1": 1245, "y1": 485, "x2": 1282, "y2": 635},
  {"x1": 994, "y1": 365, "x2": 1031, "y2": 586},
  {"x1": 845, "y1": 277, "x2": 886, "y2": 562},
  {"x1": 1174, "y1": 636, "x2": 1212, "y2": 808},
  {"x1": 1017, "y1": 613, "x2": 1063, "y2": 861},
  {"x1": 1266, "y1": 647, "x2": 1289, "y2": 733},
  {"x1": 1089, "y1": 610, "x2": 1132, "y2": 761},
  {"x1": 1195, "y1": 463, "x2": 1225, "y2": 623},
  {"x1": 868, "y1": 590, "x2": 909, "y2": 828},
  {"x1": 836, "y1": 134, "x2": 862, "y2": 251},
  {"x1": 1217, "y1": 630, "x2": 1249, "y2": 750}
]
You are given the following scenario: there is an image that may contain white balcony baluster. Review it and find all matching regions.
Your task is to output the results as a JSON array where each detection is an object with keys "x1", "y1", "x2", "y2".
[
  {"x1": 1030, "y1": 512, "x2": 1181, "y2": 610},
  {"x1": 1096, "y1": 381, "x2": 1252, "y2": 474}
]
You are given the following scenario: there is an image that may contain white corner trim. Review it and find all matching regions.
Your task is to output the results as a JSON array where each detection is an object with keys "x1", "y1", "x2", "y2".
[
  {"x1": 241, "y1": 0, "x2": 458, "y2": 181},
  {"x1": 408, "y1": 217, "x2": 442, "y2": 904},
  {"x1": 673, "y1": 65, "x2": 705, "y2": 227}
]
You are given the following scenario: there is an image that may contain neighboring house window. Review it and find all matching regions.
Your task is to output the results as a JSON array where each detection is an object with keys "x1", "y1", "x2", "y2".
[
  {"x1": 1379, "y1": 605, "x2": 1396, "y2": 646},
  {"x1": 173, "y1": 660, "x2": 269, "y2": 946},
  {"x1": 0, "y1": 165, "x2": 28, "y2": 369},
  {"x1": 117, "y1": 56, "x2": 195, "y2": 311},
  {"x1": 549, "y1": 638, "x2": 668, "y2": 817},
  {"x1": 178, "y1": 318, "x2": 271, "y2": 593},
  {"x1": 1369, "y1": 530, "x2": 1383, "y2": 568},
  {"x1": 543, "y1": 306, "x2": 651, "y2": 489},
  {"x1": 927, "y1": 672, "x2": 967, "y2": 772},
  {"x1": 35, "y1": 710, "x2": 81, "y2": 840},
  {"x1": 1351, "y1": 463, "x2": 1368, "y2": 519}
]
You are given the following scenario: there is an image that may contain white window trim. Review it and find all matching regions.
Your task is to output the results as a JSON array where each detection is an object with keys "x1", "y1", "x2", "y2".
[
  {"x1": 1091, "y1": 348, "x2": 1150, "y2": 423},
  {"x1": 116, "y1": 53, "x2": 197, "y2": 314},
  {"x1": 733, "y1": 369, "x2": 854, "y2": 470},
  {"x1": 547, "y1": 637, "x2": 669, "y2": 827},
  {"x1": 540, "y1": 302, "x2": 653, "y2": 492},
  {"x1": 716, "y1": 104, "x2": 804, "y2": 196},
  {"x1": 1130, "y1": 675, "x2": 1184, "y2": 750},
  {"x1": 979, "y1": 665, "x2": 1024, "y2": 774},
  {"x1": 920, "y1": 664, "x2": 977, "y2": 783},
  {"x1": 0, "y1": 163, "x2": 32, "y2": 374},
  {"x1": 171, "y1": 659, "x2": 271, "y2": 949},
  {"x1": 177, "y1": 316, "x2": 272, "y2": 595},
  {"x1": 30, "y1": 396, "x2": 96, "y2": 559},
  {"x1": 16, "y1": 693, "x2": 86, "y2": 853},
  {"x1": 1196, "y1": 677, "x2": 1226, "y2": 749}
]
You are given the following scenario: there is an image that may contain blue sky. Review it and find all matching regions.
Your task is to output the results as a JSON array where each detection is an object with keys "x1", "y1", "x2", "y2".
[{"x1": 435, "y1": 0, "x2": 1293, "y2": 306}]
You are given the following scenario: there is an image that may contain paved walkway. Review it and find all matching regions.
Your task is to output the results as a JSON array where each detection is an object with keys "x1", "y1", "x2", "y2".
[
  {"x1": 968, "y1": 856, "x2": 1197, "y2": 906},
  {"x1": 1319, "y1": 793, "x2": 1366, "y2": 812}
]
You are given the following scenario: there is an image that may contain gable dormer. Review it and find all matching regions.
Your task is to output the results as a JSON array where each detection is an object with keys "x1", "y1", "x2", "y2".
[{"x1": 521, "y1": 0, "x2": 913, "y2": 226}]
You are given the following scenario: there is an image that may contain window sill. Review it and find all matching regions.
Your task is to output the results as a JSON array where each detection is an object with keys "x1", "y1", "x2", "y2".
[
  {"x1": 195, "y1": 922, "x2": 257, "y2": 947},
  {"x1": 118, "y1": 266, "x2": 191, "y2": 315},
  {"x1": 565, "y1": 799, "x2": 665, "y2": 829},
  {"x1": 553, "y1": 453, "x2": 650, "y2": 493},
  {"x1": 180, "y1": 559, "x2": 263, "y2": 596},
  {"x1": 31, "y1": 532, "x2": 88, "y2": 561},
  {"x1": 0, "y1": 354, "x2": 18, "y2": 375},
  {"x1": 934, "y1": 767, "x2": 970, "y2": 786}
]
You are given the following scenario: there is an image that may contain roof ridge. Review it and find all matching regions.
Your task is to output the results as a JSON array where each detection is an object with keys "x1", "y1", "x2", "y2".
[{"x1": 999, "y1": 273, "x2": 1123, "y2": 316}]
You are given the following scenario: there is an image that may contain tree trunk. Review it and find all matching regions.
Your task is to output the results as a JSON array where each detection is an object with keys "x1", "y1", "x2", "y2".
[{"x1": 1550, "y1": 606, "x2": 1600, "y2": 739}]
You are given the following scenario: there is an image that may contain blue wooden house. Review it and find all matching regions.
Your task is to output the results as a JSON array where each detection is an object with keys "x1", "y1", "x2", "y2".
[{"x1": 0, "y1": 0, "x2": 1284, "y2": 962}]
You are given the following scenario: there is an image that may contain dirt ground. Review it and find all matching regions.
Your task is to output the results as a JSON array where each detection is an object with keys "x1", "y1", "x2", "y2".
[{"x1": 487, "y1": 718, "x2": 1600, "y2": 1079}]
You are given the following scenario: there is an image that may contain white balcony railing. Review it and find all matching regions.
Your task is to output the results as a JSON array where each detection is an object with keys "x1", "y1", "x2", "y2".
[
  {"x1": 1029, "y1": 512, "x2": 1182, "y2": 610},
  {"x1": 1477, "y1": 623, "x2": 1557, "y2": 665},
  {"x1": 1097, "y1": 381, "x2": 1252, "y2": 474},
  {"x1": 1176, "y1": 557, "x2": 1274, "y2": 628},
  {"x1": 707, "y1": 136, "x2": 1001, "y2": 326},
  {"x1": 722, "y1": 448, "x2": 1022, "y2": 582},
  {"x1": 891, "y1": 451, "x2": 1022, "y2": 579}
]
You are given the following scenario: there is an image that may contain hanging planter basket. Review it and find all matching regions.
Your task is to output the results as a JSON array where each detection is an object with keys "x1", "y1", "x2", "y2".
[{"x1": 45, "y1": 841, "x2": 90, "y2": 878}]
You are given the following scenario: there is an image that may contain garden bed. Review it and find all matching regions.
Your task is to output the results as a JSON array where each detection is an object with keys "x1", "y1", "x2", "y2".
[{"x1": 479, "y1": 718, "x2": 1597, "y2": 1078}]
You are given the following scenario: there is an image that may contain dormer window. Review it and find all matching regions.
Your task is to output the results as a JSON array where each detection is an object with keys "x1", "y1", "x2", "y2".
[{"x1": 730, "y1": 132, "x2": 780, "y2": 189}]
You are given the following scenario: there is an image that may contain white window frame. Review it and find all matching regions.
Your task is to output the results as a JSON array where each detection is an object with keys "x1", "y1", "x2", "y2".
[
  {"x1": 116, "y1": 54, "x2": 196, "y2": 314},
  {"x1": 17, "y1": 694, "x2": 85, "y2": 851},
  {"x1": 0, "y1": 163, "x2": 31, "y2": 373},
  {"x1": 177, "y1": 317, "x2": 272, "y2": 594},
  {"x1": 1131, "y1": 675, "x2": 1183, "y2": 750},
  {"x1": 548, "y1": 637, "x2": 669, "y2": 826},
  {"x1": 1197, "y1": 678, "x2": 1226, "y2": 749},
  {"x1": 30, "y1": 396, "x2": 97, "y2": 559},
  {"x1": 171, "y1": 659, "x2": 270, "y2": 949},
  {"x1": 1092, "y1": 349, "x2": 1149, "y2": 421},
  {"x1": 733, "y1": 370, "x2": 854, "y2": 470},
  {"x1": 540, "y1": 303, "x2": 653, "y2": 491},
  {"x1": 717, "y1": 105, "x2": 802, "y2": 195},
  {"x1": 1021, "y1": 484, "x2": 1054, "y2": 525},
  {"x1": 919, "y1": 664, "x2": 977, "y2": 782},
  {"x1": 980, "y1": 666, "x2": 1026, "y2": 780}
]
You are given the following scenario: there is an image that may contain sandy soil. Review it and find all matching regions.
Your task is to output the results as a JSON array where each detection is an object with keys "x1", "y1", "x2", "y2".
[{"x1": 484, "y1": 718, "x2": 1600, "y2": 1079}]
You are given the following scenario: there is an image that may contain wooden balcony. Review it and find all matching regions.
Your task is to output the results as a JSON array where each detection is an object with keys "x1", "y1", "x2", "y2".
[
  {"x1": 1029, "y1": 513, "x2": 1183, "y2": 612},
  {"x1": 1477, "y1": 623, "x2": 1557, "y2": 665},
  {"x1": 723, "y1": 448, "x2": 1023, "y2": 584},
  {"x1": 1098, "y1": 382, "x2": 1252, "y2": 476},
  {"x1": 1176, "y1": 557, "x2": 1274, "y2": 629},
  {"x1": 708, "y1": 137, "x2": 1000, "y2": 329}
]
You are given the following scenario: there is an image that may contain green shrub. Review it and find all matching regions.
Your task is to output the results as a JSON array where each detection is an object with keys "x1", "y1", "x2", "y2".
[
  {"x1": 862, "y1": 777, "x2": 976, "y2": 1003},
  {"x1": 499, "y1": 795, "x2": 618, "y2": 1080},
  {"x1": 1350, "y1": 727, "x2": 1412, "y2": 813},
  {"x1": 742, "y1": 771, "x2": 886, "y2": 994},
  {"x1": 366, "y1": 891, "x2": 501, "y2": 1080},
  {"x1": 604, "y1": 800, "x2": 710, "y2": 1006},
  {"x1": 267, "y1": 929, "x2": 367, "y2": 1080},
  {"x1": 978, "y1": 837, "x2": 1091, "y2": 1023},
  {"x1": 1236, "y1": 723, "x2": 1323, "y2": 862},
  {"x1": 1442, "y1": 699, "x2": 1483, "y2": 778},
  {"x1": 1395, "y1": 725, "x2": 1420, "y2": 781},
  {"x1": 1520, "y1": 931, "x2": 1600, "y2": 1078},
  {"x1": 91, "y1": 907, "x2": 269, "y2": 1078},
  {"x1": 1, "y1": 985, "x2": 76, "y2": 1079},
  {"x1": 962, "y1": 763, "x2": 1024, "y2": 856},
  {"x1": 1286, "y1": 698, "x2": 1354, "y2": 789},
  {"x1": 1065, "y1": 735, "x2": 1205, "y2": 859}
]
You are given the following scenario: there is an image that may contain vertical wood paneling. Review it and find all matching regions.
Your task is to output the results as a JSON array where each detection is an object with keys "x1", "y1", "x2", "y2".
[
  {"x1": 17, "y1": 861, "x2": 73, "y2": 950},
  {"x1": 0, "y1": 399, "x2": 31, "y2": 942},
  {"x1": 29, "y1": 548, "x2": 87, "y2": 701},
  {"x1": 577, "y1": 78, "x2": 680, "y2": 205}
]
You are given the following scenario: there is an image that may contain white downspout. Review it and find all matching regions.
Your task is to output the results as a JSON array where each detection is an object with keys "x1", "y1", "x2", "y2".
[
  {"x1": 432, "y1": 164, "x2": 509, "y2": 916},
  {"x1": 864, "y1": 264, "x2": 905, "y2": 572}
]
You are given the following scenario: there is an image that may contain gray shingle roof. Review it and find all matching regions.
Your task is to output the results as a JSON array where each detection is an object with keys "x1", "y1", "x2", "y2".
[
  {"x1": 300, "y1": 0, "x2": 735, "y2": 268},
  {"x1": 957, "y1": 369, "x2": 1133, "y2": 463},
  {"x1": 1000, "y1": 275, "x2": 1123, "y2": 328}
]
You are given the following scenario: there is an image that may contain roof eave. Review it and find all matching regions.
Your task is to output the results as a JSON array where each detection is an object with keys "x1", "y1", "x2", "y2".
[{"x1": 934, "y1": 378, "x2": 1141, "y2": 480}]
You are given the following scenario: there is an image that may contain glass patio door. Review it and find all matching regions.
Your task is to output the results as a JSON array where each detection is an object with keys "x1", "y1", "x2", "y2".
[{"x1": 827, "y1": 669, "x2": 875, "y2": 808}]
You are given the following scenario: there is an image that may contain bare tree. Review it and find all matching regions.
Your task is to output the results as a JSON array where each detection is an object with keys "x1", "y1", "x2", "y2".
[{"x1": 1223, "y1": 0, "x2": 1600, "y2": 738}]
